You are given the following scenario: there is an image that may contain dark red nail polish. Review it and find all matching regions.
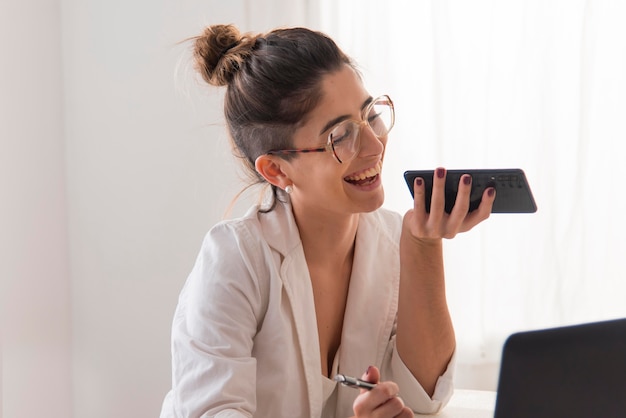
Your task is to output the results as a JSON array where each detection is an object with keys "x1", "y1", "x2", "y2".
[
  {"x1": 463, "y1": 175, "x2": 471, "y2": 185},
  {"x1": 488, "y1": 188, "x2": 495, "y2": 197},
  {"x1": 436, "y1": 168, "x2": 445, "y2": 178},
  {"x1": 415, "y1": 178, "x2": 423, "y2": 186}
]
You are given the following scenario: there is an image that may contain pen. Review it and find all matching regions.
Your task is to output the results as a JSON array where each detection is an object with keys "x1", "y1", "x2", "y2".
[{"x1": 333, "y1": 373, "x2": 377, "y2": 390}]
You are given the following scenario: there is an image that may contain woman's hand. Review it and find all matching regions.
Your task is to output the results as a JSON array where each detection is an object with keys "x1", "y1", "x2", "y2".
[
  {"x1": 405, "y1": 167, "x2": 495, "y2": 241},
  {"x1": 351, "y1": 366, "x2": 413, "y2": 418}
]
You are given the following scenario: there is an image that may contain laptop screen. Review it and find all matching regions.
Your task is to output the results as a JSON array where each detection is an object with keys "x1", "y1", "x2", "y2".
[{"x1": 494, "y1": 318, "x2": 626, "y2": 418}]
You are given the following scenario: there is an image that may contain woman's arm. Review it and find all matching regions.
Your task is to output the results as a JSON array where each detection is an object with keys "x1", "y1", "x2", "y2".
[
  {"x1": 164, "y1": 223, "x2": 264, "y2": 418},
  {"x1": 395, "y1": 168, "x2": 495, "y2": 396},
  {"x1": 396, "y1": 235, "x2": 454, "y2": 397}
]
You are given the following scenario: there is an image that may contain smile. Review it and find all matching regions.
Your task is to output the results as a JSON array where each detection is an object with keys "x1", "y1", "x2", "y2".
[{"x1": 344, "y1": 161, "x2": 382, "y2": 186}]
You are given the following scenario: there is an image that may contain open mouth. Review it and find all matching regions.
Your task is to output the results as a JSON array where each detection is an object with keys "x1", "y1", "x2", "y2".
[{"x1": 344, "y1": 161, "x2": 382, "y2": 186}]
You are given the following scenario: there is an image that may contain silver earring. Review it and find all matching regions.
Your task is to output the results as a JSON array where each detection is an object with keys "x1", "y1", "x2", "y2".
[{"x1": 284, "y1": 185, "x2": 293, "y2": 194}]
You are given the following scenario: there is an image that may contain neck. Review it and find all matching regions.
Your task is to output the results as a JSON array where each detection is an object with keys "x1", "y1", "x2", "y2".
[{"x1": 292, "y1": 205, "x2": 359, "y2": 265}]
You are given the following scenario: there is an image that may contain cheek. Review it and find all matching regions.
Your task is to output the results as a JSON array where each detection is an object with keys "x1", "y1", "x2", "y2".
[
  {"x1": 294, "y1": 162, "x2": 347, "y2": 193},
  {"x1": 314, "y1": 167, "x2": 347, "y2": 189}
]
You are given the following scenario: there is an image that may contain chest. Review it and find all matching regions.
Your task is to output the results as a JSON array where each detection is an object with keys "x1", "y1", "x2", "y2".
[{"x1": 310, "y1": 265, "x2": 352, "y2": 378}]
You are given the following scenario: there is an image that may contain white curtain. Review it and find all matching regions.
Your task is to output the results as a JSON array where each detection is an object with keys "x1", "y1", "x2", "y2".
[{"x1": 315, "y1": 0, "x2": 626, "y2": 390}]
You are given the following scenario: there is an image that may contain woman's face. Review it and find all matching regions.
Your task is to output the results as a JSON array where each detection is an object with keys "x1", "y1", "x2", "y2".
[{"x1": 283, "y1": 65, "x2": 387, "y2": 219}]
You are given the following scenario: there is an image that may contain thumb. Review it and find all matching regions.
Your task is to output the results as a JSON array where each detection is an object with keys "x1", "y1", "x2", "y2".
[{"x1": 361, "y1": 365, "x2": 380, "y2": 386}]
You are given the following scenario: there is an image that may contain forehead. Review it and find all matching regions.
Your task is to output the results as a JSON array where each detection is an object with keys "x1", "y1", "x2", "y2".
[
  {"x1": 292, "y1": 66, "x2": 370, "y2": 145},
  {"x1": 317, "y1": 66, "x2": 369, "y2": 116}
]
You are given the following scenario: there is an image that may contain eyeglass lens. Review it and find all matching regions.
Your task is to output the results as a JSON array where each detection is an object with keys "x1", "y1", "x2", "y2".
[{"x1": 329, "y1": 98, "x2": 394, "y2": 162}]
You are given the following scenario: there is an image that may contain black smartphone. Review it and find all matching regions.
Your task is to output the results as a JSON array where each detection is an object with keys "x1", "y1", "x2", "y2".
[{"x1": 403, "y1": 168, "x2": 537, "y2": 213}]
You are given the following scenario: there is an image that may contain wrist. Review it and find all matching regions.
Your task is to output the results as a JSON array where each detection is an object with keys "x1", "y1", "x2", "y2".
[
  {"x1": 400, "y1": 230, "x2": 443, "y2": 253},
  {"x1": 399, "y1": 230, "x2": 445, "y2": 288}
]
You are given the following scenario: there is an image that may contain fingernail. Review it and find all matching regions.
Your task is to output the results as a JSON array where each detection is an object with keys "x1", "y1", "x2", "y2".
[
  {"x1": 436, "y1": 168, "x2": 445, "y2": 178},
  {"x1": 488, "y1": 188, "x2": 495, "y2": 197},
  {"x1": 463, "y1": 175, "x2": 471, "y2": 185},
  {"x1": 365, "y1": 366, "x2": 372, "y2": 375},
  {"x1": 415, "y1": 178, "x2": 423, "y2": 186}
]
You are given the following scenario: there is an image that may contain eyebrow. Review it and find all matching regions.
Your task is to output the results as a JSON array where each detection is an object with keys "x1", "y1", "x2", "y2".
[{"x1": 318, "y1": 96, "x2": 373, "y2": 135}]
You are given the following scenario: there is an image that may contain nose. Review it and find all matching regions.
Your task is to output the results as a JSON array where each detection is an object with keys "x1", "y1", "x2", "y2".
[{"x1": 358, "y1": 122, "x2": 386, "y2": 157}]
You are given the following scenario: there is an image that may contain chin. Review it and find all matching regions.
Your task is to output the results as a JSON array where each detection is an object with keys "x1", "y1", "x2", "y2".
[{"x1": 360, "y1": 190, "x2": 385, "y2": 213}]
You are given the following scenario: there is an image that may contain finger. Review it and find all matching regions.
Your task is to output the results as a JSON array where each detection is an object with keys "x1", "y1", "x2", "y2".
[
  {"x1": 361, "y1": 365, "x2": 380, "y2": 386},
  {"x1": 411, "y1": 177, "x2": 428, "y2": 223},
  {"x1": 460, "y1": 187, "x2": 495, "y2": 232},
  {"x1": 446, "y1": 174, "x2": 472, "y2": 234},
  {"x1": 412, "y1": 177, "x2": 425, "y2": 211},
  {"x1": 428, "y1": 167, "x2": 447, "y2": 225},
  {"x1": 398, "y1": 406, "x2": 415, "y2": 418},
  {"x1": 352, "y1": 380, "x2": 399, "y2": 415},
  {"x1": 355, "y1": 365, "x2": 379, "y2": 397},
  {"x1": 451, "y1": 174, "x2": 472, "y2": 215},
  {"x1": 369, "y1": 382, "x2": 400, "y2": 407},
  {"x1": 373, "y1": 393, "x2": 407, "y2": 417}
]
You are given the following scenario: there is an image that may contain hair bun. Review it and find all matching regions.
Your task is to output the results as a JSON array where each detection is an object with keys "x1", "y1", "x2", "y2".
[{"x1": 193, "y1": 24, "x2": 257, "y2": 86}]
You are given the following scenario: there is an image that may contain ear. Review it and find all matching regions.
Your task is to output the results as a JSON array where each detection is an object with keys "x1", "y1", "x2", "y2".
[{"x1": 255, "y1": 155, "x2": 291, "y2": 189}]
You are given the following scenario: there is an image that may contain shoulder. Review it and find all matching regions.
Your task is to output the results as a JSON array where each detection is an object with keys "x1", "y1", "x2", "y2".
[
  {"x1": 202, "y1": 207, "x2": 264, "y2": 251},
  {"x1": 182, "y1": 206, "x2": 282, "y2": 320},
  {"x1": 198, "y1": 205, "x2": 273, "y2": 272},
  {"x1": 191, "y1": 201, "x2": 299, "y2": 295},
  {"x1": 201, "y1": 201, "x2": 297, "y2": 259}
]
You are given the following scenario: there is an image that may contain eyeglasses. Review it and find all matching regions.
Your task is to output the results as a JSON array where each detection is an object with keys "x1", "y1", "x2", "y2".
[{"x1": 266, "y1": 95, "x2": 395, "y2": 164}]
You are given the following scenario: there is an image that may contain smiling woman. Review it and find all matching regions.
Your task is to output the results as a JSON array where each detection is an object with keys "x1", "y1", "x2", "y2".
[{"x1": 160, "y1": 22, "x2": 495, "y2": 418}]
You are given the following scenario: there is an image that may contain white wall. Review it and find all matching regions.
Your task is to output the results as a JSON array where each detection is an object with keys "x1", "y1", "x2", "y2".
[
  {"x1": 3, "y1": 1, "x2": 310, "y2": 417},
  {"x1": 62, "y1": 1, "x2": 250, "y2": 416},
  {"x1": 62, "y1": 1, "x2": 310, "y2": 417},
  {"x1": 1, "y1": 0, "x2": 72, "y2": 417}
]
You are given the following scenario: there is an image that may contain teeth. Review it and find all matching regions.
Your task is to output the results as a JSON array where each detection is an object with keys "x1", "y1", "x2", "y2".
[{"x1": 345, "y1": 161, "x2": 382, "y2": 181}]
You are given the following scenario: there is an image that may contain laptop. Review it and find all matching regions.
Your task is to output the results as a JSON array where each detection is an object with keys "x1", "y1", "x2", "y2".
[{"x1": 494, "y1": 317, "x2": 626, "y2": 418}]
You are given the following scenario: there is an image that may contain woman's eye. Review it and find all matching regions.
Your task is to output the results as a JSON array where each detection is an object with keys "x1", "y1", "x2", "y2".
[
  {"x1": 331, "y1": 125, "x2": 354, "y2": 145},
  {"x1": 368, "y1": 111, "x2": 382, "y2": 124}
]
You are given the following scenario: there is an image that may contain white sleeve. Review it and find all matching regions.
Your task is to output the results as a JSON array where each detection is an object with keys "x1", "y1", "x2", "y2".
[
  {"x1": 161, "y1": 222, "x2": 268, "y2": 418},
  {"x1": 381, "y1": 336, "x2": 456, "y2": 415}
]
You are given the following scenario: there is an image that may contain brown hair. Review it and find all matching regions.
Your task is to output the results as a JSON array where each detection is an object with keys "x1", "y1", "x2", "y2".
[{"x1": 192, "y1": 24, "x2": 355, "y2": 208}]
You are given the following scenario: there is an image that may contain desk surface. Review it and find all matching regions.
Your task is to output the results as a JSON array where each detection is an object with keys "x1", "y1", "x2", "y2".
[{"x1": 415, "y1": 390, "x2": 496, "y2": 418}]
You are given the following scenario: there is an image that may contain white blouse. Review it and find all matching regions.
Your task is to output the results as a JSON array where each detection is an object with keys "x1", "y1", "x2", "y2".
[
  {"x1": 322, "y1": 351, "x2": 340, "y2": 417},
  {"x1": 160, "y1": 201, "x2": 454, "y2": 418}
]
